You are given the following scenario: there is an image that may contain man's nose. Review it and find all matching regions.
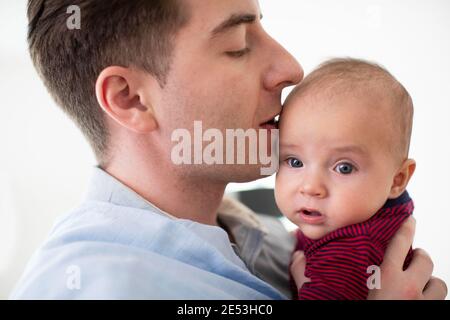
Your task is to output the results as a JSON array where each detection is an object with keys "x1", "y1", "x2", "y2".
[
  {"x1": 263, "y1": 35, "x2": 304, "y2": 92},
  {"x1": 298, "y1": 172, "x2": 327, "y2": 199}
]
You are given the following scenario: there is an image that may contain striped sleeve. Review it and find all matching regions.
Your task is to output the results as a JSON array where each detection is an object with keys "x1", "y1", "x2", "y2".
[{"x1": 298, "y1": 235, "x2": 380, "y2": 300}]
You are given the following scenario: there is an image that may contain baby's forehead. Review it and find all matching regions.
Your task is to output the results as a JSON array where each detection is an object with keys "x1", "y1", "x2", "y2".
[
  {"x1": 280, "y1": 89, "x2": 408, "y2": 163},
  {"x1": 283, "y1": 84, "x2": 390, "y2": 118},
  {"x1": 280, "y1": 58, "x2": 413, "y2": 161},
  {"x1": 279, "y1": 104, "x2": 392, "y2": 159},
  {"x1": 283, "y1": 59, "x2": 404, "y2": 112},
  {"x1": 282, "y1": 86, "x2": 397, "y2": 138}
]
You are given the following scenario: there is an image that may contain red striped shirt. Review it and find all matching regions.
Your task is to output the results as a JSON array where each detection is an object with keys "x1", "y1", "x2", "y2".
[{"x1": 292, "y1": 191, "x2": 414, "y2": 300}]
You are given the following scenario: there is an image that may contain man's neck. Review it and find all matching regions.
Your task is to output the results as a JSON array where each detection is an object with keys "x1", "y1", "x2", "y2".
[{"x1": 103, "y1": 157, "x2": 226, "y2": 226}]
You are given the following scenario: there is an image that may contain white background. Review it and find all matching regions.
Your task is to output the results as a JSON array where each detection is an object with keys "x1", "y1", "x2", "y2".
[{"x1": 0, "y1": 0, "x2": 449, "y2": 298}]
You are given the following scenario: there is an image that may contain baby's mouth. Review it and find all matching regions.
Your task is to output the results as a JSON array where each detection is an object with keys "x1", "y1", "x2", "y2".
[
  {"x1": 298, "y1": 208, "x2": 326, "y2": 224},
  {"x1": 300, "y1": 209, "x2": 322, "y2": 216}
]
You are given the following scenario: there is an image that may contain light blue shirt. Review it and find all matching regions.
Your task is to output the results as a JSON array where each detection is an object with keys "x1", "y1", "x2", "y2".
[{"x1": 10, "y1": 168, "x2": 286, "y2": 299}]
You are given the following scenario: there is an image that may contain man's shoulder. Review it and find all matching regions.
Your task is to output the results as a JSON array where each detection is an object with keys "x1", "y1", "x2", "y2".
[
  {"x1": 10, "y1": 239, "x2": 239, "y2": 299},
  {"x1": 9, "y1": 201, "x2": 170, "y2": 298},
  {"x1": 10, "y1": 236, "x2": 273, "y2": 300},
  {"x1": 10, "y1": 202, "x2": 179, "y2": 298},
  {"x1": 11, "y1": 200, "x2": 281, "y2": 300},
  {"x1": 44, "y1": 200, "x2": 177, "y2": 248}
]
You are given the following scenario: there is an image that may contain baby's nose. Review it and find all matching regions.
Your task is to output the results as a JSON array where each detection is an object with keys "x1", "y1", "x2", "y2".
[{"x1": 298, "y1": 177, "x2": 327, "y2": 198}]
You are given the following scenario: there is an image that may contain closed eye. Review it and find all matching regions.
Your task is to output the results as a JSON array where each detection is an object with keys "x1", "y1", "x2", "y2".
[{"x1": 226, "y1": 47, "x2": 250, "y2": 58}]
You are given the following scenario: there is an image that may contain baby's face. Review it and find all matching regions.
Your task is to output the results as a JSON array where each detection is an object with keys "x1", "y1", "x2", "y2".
[{"x1": 275, "y1": 92, "x2": 401, "y2": 240}]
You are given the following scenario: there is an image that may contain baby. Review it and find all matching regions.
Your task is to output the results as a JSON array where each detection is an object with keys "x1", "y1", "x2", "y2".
[{"x1": 274, "y1": 58, "x2": 416, "y2": 300}]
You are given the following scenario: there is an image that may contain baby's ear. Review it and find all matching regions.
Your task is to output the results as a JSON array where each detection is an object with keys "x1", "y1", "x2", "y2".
[{"x1": 389, "y1": 159, "x2": 416, "y2": 199}]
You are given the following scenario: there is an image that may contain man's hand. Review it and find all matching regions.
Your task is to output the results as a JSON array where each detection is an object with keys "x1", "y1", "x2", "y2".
[
  {"x1": 368, "y1": 217, "x2": 447, "y2": 299},
  {"x1": 290, "y1": 217, "x2": 448, "y2": 300},
  {"x1": 290, "y1": 250, "x2": 310, "y2": 292}
]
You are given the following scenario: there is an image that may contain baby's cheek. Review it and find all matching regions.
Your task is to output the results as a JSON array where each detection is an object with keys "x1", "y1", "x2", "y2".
[
  {"x1": 332, "y1": 194, "x2": 379, "y2": 227},
  {"x1": 274, "y1": 173, "x2": 292, "y2": 216},
  {"x1": 274, "y1": 182, "x2": 285, "y2": 212}
]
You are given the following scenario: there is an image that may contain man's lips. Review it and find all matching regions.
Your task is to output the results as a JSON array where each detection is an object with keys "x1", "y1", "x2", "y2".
[
  {"x1": 298, "y1": 208, "x2": 326, "y2": 224},
  {"x1": 259, "y1": 120, "x2": 278, "y2": 130},
  {"x1": 259, "y1": 114, "x2": 280, "y2": 129}
]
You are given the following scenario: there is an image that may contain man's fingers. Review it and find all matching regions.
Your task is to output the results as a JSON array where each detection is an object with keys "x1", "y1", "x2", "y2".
[
  {"x1": 382, "y1": 217, "x2": 415, "y2": 270},
  {"x1": 290, "y1": 251, "x2": 310, "y2": 288},
  {"x1": 405, "y1": 248, "x2": 434, "y2": 289},
  {"x1": 422, "y1": 277, "x2": 448, "y2": 300}
]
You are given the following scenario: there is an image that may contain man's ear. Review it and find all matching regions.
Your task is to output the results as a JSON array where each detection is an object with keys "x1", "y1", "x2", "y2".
[
  {"x1": 389, "y1": 159, "x2": 416, "y2": 199},
  {"x1": 95, "y1": 66, "x2": 158, "y2": 133}
]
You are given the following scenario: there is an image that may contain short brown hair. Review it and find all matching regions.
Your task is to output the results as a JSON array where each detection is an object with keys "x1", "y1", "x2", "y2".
[
  {"x1": 288, "y1": 58, "x2": 414, "y2": 161},
  {"x1": 27, "y1": 0, "x2": 189, "y2": 164}
]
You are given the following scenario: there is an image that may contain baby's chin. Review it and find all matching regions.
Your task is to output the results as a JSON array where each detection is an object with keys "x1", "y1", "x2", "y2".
[{"x1": 299, "y1": 224, "x2": 334, "y2": 240}]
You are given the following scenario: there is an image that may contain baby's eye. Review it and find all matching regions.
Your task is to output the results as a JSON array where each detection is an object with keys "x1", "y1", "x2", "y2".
[
  {"x1": 286, "y1": 157, "x2": 304, "y2": 168},
  {"x1": 334, "y1": 162, "x2": 355, "y2": 175}
]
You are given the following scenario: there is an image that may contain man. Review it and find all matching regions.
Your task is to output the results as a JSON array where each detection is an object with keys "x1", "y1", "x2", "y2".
[{"x1": 11, "y1": 0, "x2": 447, "y2": 299}]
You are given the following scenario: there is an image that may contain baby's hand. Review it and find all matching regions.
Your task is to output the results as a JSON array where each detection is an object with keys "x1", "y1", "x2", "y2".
[{"x1": 290, "y1": 251, "x2": 311, "y2": 290}]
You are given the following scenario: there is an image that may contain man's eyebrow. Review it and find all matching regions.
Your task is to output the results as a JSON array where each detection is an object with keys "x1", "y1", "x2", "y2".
[{"x1": 211, "y1": 13, "x2": 262, "y2": 38}]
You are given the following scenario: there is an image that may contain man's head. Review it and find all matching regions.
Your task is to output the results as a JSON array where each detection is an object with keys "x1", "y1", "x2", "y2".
[
  {"x1": 275, "y1": 58, "x2": 416, "y2": 239},
  {"x1": 27, "y1": 0, "x2": 189, "y2": 165},
  {"x1": 28, "y1": 0, "x2": 302, "y2": 184}
]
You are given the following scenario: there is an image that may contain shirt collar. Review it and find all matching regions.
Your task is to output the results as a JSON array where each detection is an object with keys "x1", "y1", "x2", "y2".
[
  {"x1": 84, "y1": 166, "x2": 267, "y2": 265},
  {"x1": 84, "y1": 166, "x2": 178, "y2": 219}
]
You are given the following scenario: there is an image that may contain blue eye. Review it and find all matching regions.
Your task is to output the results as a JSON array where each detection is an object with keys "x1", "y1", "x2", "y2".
[
  {"x1": 335, "y1": 162, "x2": 355, "y2": 175},
  {"x1": 287, "y1": 158, "x2": 304, "y2": 168}
]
